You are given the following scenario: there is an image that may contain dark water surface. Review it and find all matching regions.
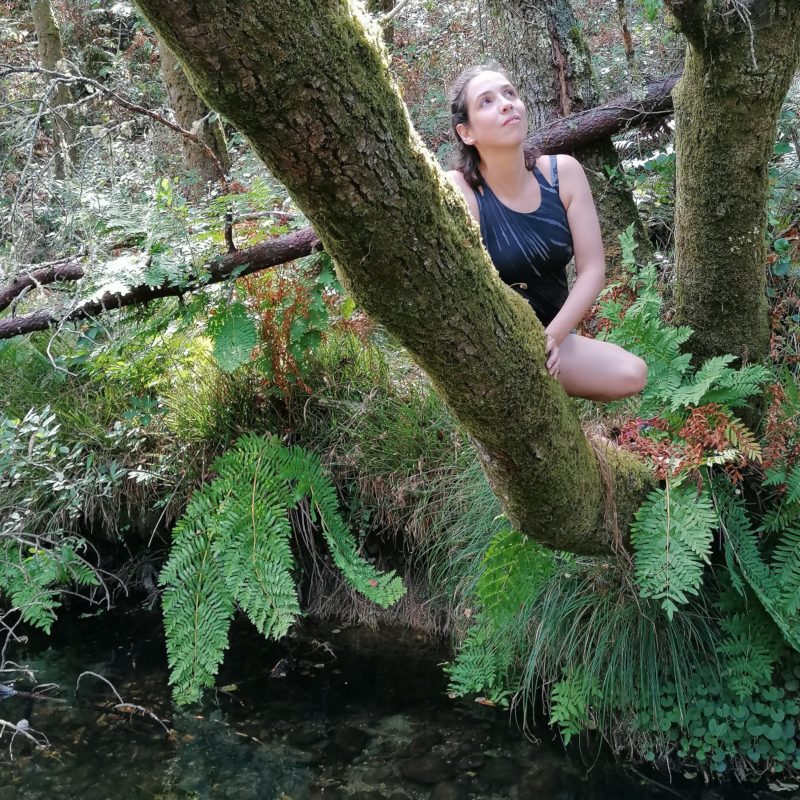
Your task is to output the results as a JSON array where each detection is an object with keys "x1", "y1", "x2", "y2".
[{"x1": 0, "y1": 609, "x2": 786, "y2": 800}]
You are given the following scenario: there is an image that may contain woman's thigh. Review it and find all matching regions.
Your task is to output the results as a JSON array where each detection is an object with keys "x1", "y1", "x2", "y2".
[{"x1": 556, "y1": 333, "x2": 647, "y2": 401}]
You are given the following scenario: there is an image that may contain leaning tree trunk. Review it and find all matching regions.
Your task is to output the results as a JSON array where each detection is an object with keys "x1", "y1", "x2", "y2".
[
  {"x1": 30, "y1": 0, "x2": 75, "y2": 179},
  {"x1": 133, "y1": 0, "x2": 653, "y2": 557},
  {"x1": 488, "y1": 0, "x2": 653, "y2": 274},
  {"x1": 156, "y1": 36, "x2": 230, "y2": 200},
  {"x1": 666, "y1": 0, "x2": 800, "y2": 365}
]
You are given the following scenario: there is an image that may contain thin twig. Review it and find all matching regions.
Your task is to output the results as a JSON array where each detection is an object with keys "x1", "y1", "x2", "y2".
[
  {"x1": 75, "y1": 671, "x2": 172, "y2": 736},
  {"x1": 381, "y1": 0, "x2": 413, "y2": 24}
]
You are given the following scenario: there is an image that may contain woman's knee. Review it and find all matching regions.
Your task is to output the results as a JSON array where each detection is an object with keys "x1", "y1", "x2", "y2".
[{"x1": 621, "y1": 355, "x2": 648, "y2": 396}]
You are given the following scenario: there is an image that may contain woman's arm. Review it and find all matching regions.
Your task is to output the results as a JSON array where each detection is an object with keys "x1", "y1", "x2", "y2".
[{"x1": 544, "y1": 154, "x2": 606, "y2": 346}]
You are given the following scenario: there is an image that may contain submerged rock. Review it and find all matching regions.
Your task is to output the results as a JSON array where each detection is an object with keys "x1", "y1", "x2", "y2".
[
  {"x1": 399, "y1": 754, "x2": 455, "y2": 785},
  {"x1": 408, "y1": 729, "x2": 443, "y2": 756},
  {"x1": 480, "y1": 756, "x2": 522, "y2": 786},
  {"x1": 323, "y1": 725, "x2": 370, "y2": 763},
  {"x1": 429, "y1": 781, "x2": 467, "y2": 800},
  {"x1": 363, "y1": 764, "x2": 394, "y2": 784}
]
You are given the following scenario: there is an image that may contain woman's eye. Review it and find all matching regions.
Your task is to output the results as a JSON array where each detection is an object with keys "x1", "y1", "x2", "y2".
[{"x1": 505, "y1": 89, "x2": 516, "y2": 96}]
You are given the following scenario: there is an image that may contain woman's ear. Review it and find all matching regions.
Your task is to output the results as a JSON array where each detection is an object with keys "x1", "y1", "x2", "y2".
[{"x1": 456, "y1": 122, "x2": 474, "y2": 146}]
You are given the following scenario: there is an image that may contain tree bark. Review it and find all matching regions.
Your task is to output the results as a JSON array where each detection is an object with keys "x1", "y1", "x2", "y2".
[
  {"x1": 488, "y1": 0, "x2": 654, "y2": 274},
  {"x1": 156, "y1": 36, "x2": 231, "y2": 199},
  {"x1": 132, "y1": 0, "x2": 654, "y2": 556},
  {"x1": 666, "y1": 0, "x2": 800, "y2": 364},
  {"x1": 30, "y1": 0, "x2": 75, "y2": 179}
]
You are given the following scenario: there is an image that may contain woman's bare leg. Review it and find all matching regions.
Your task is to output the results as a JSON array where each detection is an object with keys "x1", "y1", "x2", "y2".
[{"x1": 556, "y1": 333, "x2": 648, "y2": 401}]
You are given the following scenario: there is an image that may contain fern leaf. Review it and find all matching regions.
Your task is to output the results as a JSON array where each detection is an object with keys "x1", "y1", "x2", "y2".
[
  {"x1": 715, "y1": 481, "x2": 800, "y2": 652},
  {"x1": 477, "y1": 529, "x2": 554, "y2": 626},
  {"x1": 631, "y1": 483, "x2": 716, "y2": 618},
  {"x1": 208, "y1": 302, "x2": 258, "y2": 372}
]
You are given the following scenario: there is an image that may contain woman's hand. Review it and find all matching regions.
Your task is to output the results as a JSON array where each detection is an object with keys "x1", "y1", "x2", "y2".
[{"x1": 545, "y1": 334, "x2": 561, "y2": 379}]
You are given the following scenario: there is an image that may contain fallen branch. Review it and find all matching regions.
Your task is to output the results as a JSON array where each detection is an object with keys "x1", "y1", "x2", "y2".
[
  {"x1": 527, "y1": 73, "x2": 680, "y2": 153},
  {"x1": 0, "y1": 257, "x2": 85, "y2": 313},
  {"x1": 0, "y1": 718, "x2": 49, "y2": 758},
  {"x1": 0, "y1": 226, "x2": 320, "y2": 339}
]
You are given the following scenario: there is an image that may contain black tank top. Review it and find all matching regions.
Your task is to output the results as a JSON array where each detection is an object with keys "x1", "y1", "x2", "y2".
[{"x1": 475, "y1": 155, "x2": 573, "y2": 327}]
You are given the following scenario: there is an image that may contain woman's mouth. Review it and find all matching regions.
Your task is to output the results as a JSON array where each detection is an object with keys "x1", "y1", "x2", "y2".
[{"x1": 503, "y1": 116, "x2": 521, "y2": 126}]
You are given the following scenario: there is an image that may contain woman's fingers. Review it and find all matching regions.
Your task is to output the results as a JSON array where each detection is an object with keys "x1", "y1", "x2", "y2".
[{"x1": 545, "y1": 335, "x2": 560, "y2": 376}]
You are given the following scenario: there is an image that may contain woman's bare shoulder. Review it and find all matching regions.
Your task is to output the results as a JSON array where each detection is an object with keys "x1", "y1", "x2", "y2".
[{"x1": 445, "y1": 169, "x2": 479, "y2": 221}]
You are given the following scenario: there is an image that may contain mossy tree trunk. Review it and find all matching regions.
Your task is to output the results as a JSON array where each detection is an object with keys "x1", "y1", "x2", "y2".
[
  {"x1": 666, "y1": 0, "x2": 800, "y2": 364},
  {"x1": 488, "y1": 0, "x2": 653, "y2": 274},
  {"x1": 30, "y1": 0, "x2": 75, "y2": 179},
  {"x1": 156, "y1": 36, "x2": 231, "y2": 200},
  {"x1": 133, "y1": 0, "x2": 654, "y2": 557}
]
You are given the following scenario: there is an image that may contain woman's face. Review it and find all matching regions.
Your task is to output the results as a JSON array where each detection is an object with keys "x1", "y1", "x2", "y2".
[{"x1": 456, "y1": 70, "x2": 528, "y2": 151}]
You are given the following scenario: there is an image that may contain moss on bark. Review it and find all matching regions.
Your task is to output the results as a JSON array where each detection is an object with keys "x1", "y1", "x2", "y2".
[
  {"x1": 134, "y1": 0, "x2": 655, "y2": 555},
  {"x1": 669, "y1": 0, "x2": 800, "y2": 363}
]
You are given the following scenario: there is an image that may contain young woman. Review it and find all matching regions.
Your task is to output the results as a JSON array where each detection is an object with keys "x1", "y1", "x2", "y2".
[{"x1": 446, "y1": 63, "x2": 647, "y2": 402}]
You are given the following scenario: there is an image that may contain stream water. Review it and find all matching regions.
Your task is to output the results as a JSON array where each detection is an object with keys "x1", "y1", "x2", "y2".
[{"x1": 0, "y1": 608, "x2": 790, "y2": 800}]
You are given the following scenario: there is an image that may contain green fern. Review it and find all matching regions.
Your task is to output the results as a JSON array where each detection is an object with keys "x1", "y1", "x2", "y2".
[
  {"x1": 549, "y1": 667, "x2": 601, "y2": 745},
  {"x1": 207, "y1": 302, "x2": 259, "y2": 372},
  {"x1": 444, "y1": 529, "x2": 557, "y2": 703},
  {"x1": 444, "y1": 619, "x2": 516, "y2": 705},
  {"x1": 599, "y1": 234, "x2": 771, "y2": 418},
  {"x1": 771, "y1": 523, "x2": 800, "y2": 616},
  {"x1": 160, "y1": 433, "x2": 405, "y2": 704},
  {"x1": 715, "y1": 480, "x2": 800, "y2": 653},
  {"x1": 476, "y1": 528, "x2": 554, "y2": 626},
  {"x1": 717, "y1": 607, "x2": 781, "y2": 699},
  {"x1": 630, "y1": 481, "x2": 717, "y2": 619}
]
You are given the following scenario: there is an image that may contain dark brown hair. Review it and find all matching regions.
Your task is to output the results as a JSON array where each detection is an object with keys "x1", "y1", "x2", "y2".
[{"x1": 448, "y1": 61, "x2": 539, "y2": 190}]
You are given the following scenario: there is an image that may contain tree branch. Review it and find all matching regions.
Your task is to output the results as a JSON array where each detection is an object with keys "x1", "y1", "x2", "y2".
[
  {"x1": 0, "y1": 258, "x2": 85, "y2": 313},
  {"x1": 0, "y1": 227, "x2": 320, "y2": 339},
  {"x1": 0, "y1": 63, "x2": 229, "y2": 183},
  {"x1": 527, "y1": 73, "x2": 679, "y2": 152}
]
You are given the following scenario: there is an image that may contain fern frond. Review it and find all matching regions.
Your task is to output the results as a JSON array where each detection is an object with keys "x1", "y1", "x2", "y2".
[
  {"x1": 716, "y1": 608, "x2": 781, "y2": 699},
  {"x1": 445, "y1": 617, "x2": 516, "y2": 702},
  {"x1": 207, "y1": 302, "x2": 258, "y2": 372},
  {"x1": 771, "y1": 523, "x2": 800, "y2": 615},
  {"x1": 160, "y1": 432, "x2": 405, "y2": 703},
  {"x1": 669, "y1": 355, "x2": 737, "y2": 410},
  {"x1": 631, "y1": 483, "x2": 716, "y2": 619},
  {"x1": 161, "y1": 513, "x2": 234, "y2": 705},
  {"x1": 715, "y1": 480, "x2": 800, "y2": 652},
  {"x1": 477, "y1": 529, "x2": 554, "y2": 626},
  {"x1": 299, "y1": 446, "x2": 406, "y2": 607}
]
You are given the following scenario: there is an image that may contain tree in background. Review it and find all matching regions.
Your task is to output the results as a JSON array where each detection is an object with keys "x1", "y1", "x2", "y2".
[
  {"x1": 29, "y1": 0, "x2": 75, "y2": 179},
  {"x1": 667, "y1": 0, "x2": 800, "y2": 364},
  {"x1": 155, "y1": 36, "x2": 230, "y2": 200}
]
